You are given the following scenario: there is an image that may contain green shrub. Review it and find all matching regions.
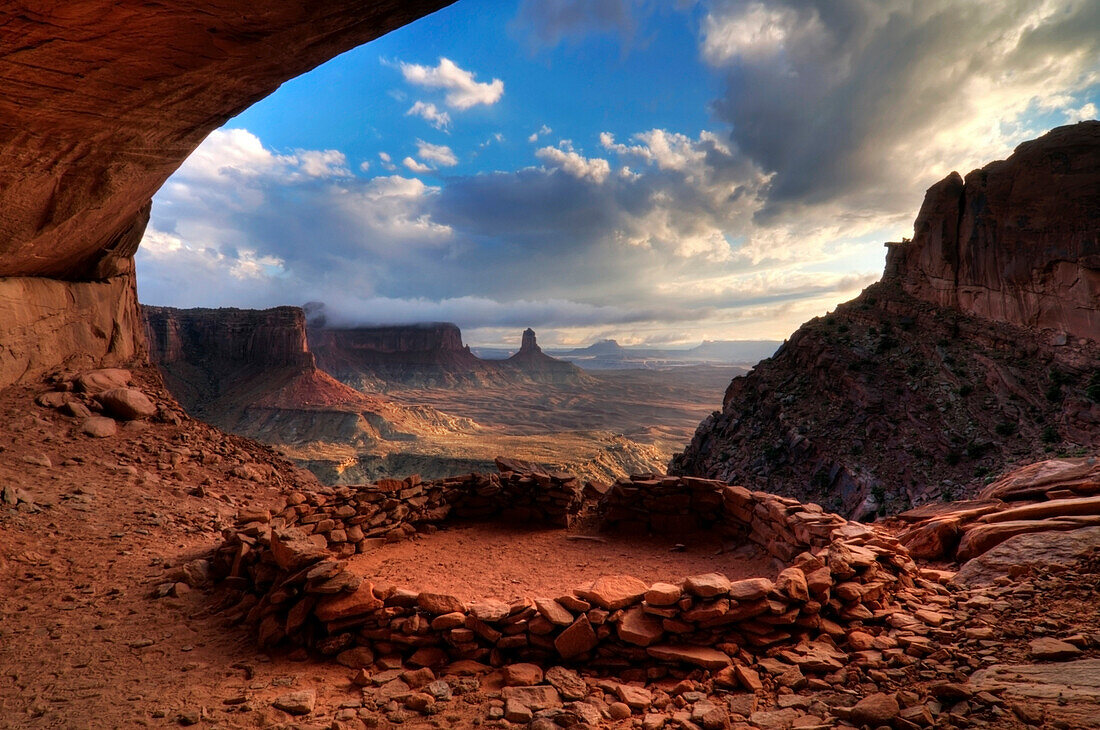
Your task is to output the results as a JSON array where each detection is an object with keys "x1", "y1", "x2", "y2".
[
  {"x1": 1041, "y1": 425, "x2": 1059, "y2": 443},
  {"x1": 994, "y1": 422, "x2": 1017, "y2": 437},
  {"x1": 966, "y1": 441, "x2": 988, "y2": 460},
  {"x1": 1087, "y1": 371, "x2": 1100, "y2": 402}
]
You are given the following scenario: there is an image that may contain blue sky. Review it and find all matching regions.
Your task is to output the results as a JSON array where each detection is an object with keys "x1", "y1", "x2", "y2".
[{"x1": 138, "y1": 0, "x2": 1100, "y2": 348}]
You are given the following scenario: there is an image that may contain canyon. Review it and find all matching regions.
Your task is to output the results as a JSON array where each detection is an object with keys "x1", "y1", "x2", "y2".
[{"x1": 143, "y1": 305, "x2": 739, "y2": 484}]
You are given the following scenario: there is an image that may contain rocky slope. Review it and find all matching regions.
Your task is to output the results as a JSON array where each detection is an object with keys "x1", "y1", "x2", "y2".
[
  {"x1": 4, "y1": 369, "x2": 1099, "y2": 729},
  {"x1": 143, "y1": 305, "x2": 475, "y2": 456},
  {"x1": 672, "y1": 123, "x2": 1100, "y2": 518},
  {"x1": 309, "y1": 321, "x2": 589, "y2": 389}
]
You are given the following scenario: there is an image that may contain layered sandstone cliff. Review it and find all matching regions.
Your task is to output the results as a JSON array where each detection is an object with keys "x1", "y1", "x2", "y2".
[
  {"x1": 309, "y1": 323, "x2": 499, "y2": 389},
  {"x1": 673, "y1": 123, "x2": 1100, "y2": 518},
  {"x1": 310, "y1": 323, "x2": 588, "y2": 389},
  {"x1": 885, "y1": 121, "x2": 1099, "y2": 338},
  {"x1": 143, "y1": 306, "x2": 472, "y2": 451}
]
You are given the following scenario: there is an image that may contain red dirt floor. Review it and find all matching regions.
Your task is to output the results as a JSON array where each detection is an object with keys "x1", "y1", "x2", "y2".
[{"x1": 348, "y1": 520, "x2": 779, "y2": 602}]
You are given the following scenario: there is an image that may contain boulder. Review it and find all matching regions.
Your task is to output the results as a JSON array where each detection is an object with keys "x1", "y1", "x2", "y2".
[
  {"x1": 534, "y1": 597, "x2": 574, "y2": 626},
  {"x1": 683, "y1": 572, "x2": 731, "y2": 598},
  {"x1": 957, "y1": 517, "x2": 1100, "y2": 560},
  {"x1": 1029, "y1": 638, "x2": 1082, "y2": 661},
  {"x1": 270, "y1": 528, "x2": 328, "y2": 571},
  {"x1": 74, "y1": 368, "x2": 131, "y2": 393},
  {"x1": 980, "y1": 458, "x2": 1100, "y2": 501},
  {"x1": 502, "y1": 663, "x2": 544, "y2": 687},
  {"x1": 850, "y1": 693, "x2": 899, "y2": 726},
  {"x1": 416, "y1": 592, "x2": 465, "y2": 615},
  {"x1": 314, "y1": 584, "x2": 383, "y2": 622},
  {"x1": 645, "y1": 645, "x2": 731, "y2": 670},
  {"x1": 501, "y1": 686, "x2": 560, "y2": 712},
  {"x1": 544, "y1": 666, "x2": 587, "y2": 701},
  {"x1": 977, "y1": 495, "x2": 1100, "y2": 524},
  {"x1": 554, "y1": 616, "x2": 598, "y2": 659},
  {"x1": 775, "y1": 567, "x2": 809, "y2": 602},
  {"x1": 95, "y1": 387, "x2": 156, "y2": 420},
  {"x1": 617, "y1": 606, "x2": 663, "y2": 646},
  {"x1": 899, "y1": 517, "x2": 961, "y2": 559},
  {"x1": 727, "y1": 578, "x2": 774, "y2": 602},
  {"x1": 273, "y1": 690, "x2": 315, "y2": 715},
  {"x1": 954, "y1": 526, "x2": 1100, "y2": 587},
  {"x1": 645, "y1": 582, "x2": 682, "y2": 606},
  {"x1": 81, "y1": 416, "x2": 117, "y2": 438}
]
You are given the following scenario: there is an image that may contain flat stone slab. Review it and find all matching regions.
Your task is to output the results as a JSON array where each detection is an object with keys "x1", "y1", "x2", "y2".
[
  {"x1": 953, "y1": 526, "x2": 1100, "y2": 587},
  {"x1": 971, "y1": 658, "x2": 1100, "y2": 728},
  {"x1": 645, "y1": 644, "x2": 731, "y2": 669},
  {"x1": 501, "y1": 685, "x2": 561, "y2": 711},
  {"x1": 576, "y1": 575, "x2": 648, "y2": 610}
]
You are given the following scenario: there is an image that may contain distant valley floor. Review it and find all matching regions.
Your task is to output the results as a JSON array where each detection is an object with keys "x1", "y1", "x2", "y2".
[{"x1": 285, "y1": 365, "x2": 746, "y2": 485}]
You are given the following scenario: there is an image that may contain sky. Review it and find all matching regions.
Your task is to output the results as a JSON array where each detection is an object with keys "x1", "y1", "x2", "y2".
[{"x1": 136, "y1": 0, "x2": 1100, "y2": 348}]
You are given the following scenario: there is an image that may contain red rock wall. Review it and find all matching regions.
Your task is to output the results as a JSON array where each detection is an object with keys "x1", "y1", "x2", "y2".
[
  {"x1": 0, "y1": 1, "x2": 452, "y2": 280},
  {"x1": 0, "y1": 269, "x2": 145, "y2": 387},
  {"x1": 887, "y1": 122, "x2": 1100, "y2": 340},
  {"x1": 213, "y1": 470, "x2": 918, "y2": 671},
  {"x1": 143, "y1": 305, "x2": 314, "y2": 370}
]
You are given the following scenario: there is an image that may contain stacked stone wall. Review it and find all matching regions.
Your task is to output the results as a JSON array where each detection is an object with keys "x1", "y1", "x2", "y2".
[{"x1": 213, "y1": 470, "x2": 919, "y2": 677}]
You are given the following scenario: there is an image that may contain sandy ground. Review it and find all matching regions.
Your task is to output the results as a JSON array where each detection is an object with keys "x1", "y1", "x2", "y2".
[
  {"x1": 349, "y1": 521, "x2": 778, "y2": 602},
  {"x1": 0, "y1": 374, "x2": 369, "y2": 729}
]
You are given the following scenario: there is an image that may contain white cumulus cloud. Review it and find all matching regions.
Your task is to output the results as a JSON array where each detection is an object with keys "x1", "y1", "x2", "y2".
[
  {"x1": 406, "y1": 100, "x2": 452, "y2": 131},
  {"x1": 416, "y1": 140, "x2": 459, "y2": 167},
  {"x1": 403, "y1": 157, "x2": 434, "y2": 174},
  {"x1": 536, "y1": 143, "x2": 611, "y2": 183},
  {"x1": 398, "y1": 57, "x2": 504, "y2": 110}
]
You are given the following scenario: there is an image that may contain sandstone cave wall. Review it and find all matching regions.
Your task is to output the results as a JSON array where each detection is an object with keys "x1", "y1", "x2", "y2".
[{"x1": 0, "y1": 271, "x2": 145, "y2": 388}]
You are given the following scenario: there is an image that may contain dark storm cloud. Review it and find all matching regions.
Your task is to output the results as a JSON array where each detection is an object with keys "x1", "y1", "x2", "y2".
[{"x1": 701, "y1": 0, "x2": 1100, "y2": 218}]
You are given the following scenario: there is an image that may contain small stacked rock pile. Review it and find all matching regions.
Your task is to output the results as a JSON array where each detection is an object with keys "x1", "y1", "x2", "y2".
[
  {"x1": 600, "y1": 475, "x2": 855, "y2": 562},
  {"x1": 897, "y1": 456, "x2": 1100, "y2": 560},
  {"x1": 31, "y1": 367, "x2": 168, "y2": 438},
  {"x1": 211, "y1": 468, "x2": 931, "y2": 681}
]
